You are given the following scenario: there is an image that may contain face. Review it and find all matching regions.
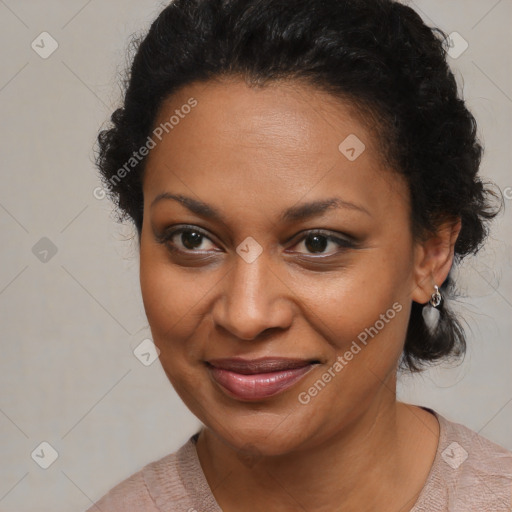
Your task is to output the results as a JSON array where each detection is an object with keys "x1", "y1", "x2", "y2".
[{"x1": 140, "y1": 77, "x2": 420, "y2": 456}]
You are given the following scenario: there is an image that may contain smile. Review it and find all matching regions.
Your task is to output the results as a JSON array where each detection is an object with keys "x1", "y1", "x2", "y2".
[{"x1": 206, "y1": 357, "x2": 319, "y2": 401}]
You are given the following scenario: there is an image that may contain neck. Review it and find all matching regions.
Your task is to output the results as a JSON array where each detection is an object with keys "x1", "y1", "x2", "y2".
[{"x1": 195, "y1": 386, "x2": 438, "y2": 511}]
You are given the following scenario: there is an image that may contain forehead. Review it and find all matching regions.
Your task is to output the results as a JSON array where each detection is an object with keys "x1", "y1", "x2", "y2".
[
  {"x1": 142, "y1": 77, "x2": 407, "y2": 221},
  {"x1": 147, "y1": 77, "x2": 383, "y2": 166}
]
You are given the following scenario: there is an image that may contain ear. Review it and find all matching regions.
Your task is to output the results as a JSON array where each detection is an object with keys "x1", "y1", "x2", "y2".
[{"x1": 411, "y1": 218, "x2": 462, "y2": 304}]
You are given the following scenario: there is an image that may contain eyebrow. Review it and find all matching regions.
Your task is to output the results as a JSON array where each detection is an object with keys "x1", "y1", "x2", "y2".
[{"x1": 150, "y1": 192, "x2": 371, "y2": 223}]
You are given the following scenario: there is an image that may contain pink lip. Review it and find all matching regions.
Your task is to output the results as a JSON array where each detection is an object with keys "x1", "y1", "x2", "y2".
[{"x1": 206, "y1": 357, "x2": 318, "y2": 401}]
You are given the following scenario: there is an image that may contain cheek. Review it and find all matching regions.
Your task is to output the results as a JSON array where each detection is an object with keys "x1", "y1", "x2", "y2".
[
  {"x1": 288, "y1": 251, "x2": 414, "y2": 415},
  {"x1": 140, "y1": 233, "x2": 209, "y2": 324},
  {"x1": 139, "y1": 244, "x2": 226, "y2": 366},
  {"x1": 290, "y1": 251, "x2": 412, "y2": 349},
  {"x1": 139, "y1": 252, "x2": 214, "y2": 403},
  {"x1": 291, "y1": 274, "x2": 410, "y2": 435}
]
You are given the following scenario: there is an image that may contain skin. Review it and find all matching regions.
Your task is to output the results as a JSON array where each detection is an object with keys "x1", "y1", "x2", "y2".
[{"x1": 139, "y1": 77, "x2": 461, "y2": 512}]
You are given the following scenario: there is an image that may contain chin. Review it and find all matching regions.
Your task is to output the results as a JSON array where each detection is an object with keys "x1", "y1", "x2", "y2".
[{"x1": 203, "y1": 405, "x2": 318, "y2": 457}]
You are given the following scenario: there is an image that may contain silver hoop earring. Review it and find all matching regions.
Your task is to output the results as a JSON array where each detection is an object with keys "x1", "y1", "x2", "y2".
[{"x1": 422, "y1": 285, "x2": 442, "y2": 334}]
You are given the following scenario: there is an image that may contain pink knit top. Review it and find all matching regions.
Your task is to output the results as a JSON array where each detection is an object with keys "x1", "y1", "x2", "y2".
[{"x1": 86, "y1": 408, "x2": 512, "y2": 511}]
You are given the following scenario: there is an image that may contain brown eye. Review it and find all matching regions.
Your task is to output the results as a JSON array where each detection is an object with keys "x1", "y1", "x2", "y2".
[
  {"x1": 180, "y1": 230, "x2": 205, "y2": 250},
  {"x1": 292, "y1": 230, "x2": 355, "y2": 256},
  {"x1": 304, "y1": 234, "x2": 329, "y2": 253},
  {"x1": 157, "y1": 226, "x2": 219, "y2": 253}
]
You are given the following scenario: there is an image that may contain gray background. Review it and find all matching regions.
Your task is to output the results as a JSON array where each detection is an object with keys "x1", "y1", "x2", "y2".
[{"x1": 0, "y1": 1, "x2": 510, "y2": 510}]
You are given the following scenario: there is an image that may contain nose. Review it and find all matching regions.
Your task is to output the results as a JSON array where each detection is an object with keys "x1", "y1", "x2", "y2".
[{"x1": 211, "y1": 252, "x2": 293, "y2": 341}]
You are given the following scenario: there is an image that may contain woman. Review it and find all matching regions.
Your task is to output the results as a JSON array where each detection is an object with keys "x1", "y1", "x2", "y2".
[{"x1": 88, "y1": 0, "x2": 512, "y2": 510}]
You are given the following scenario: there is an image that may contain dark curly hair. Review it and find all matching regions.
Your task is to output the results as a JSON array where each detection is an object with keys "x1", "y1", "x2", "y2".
[{"x1": 95, "y1": 0, "x2": 501, "y2": 373}]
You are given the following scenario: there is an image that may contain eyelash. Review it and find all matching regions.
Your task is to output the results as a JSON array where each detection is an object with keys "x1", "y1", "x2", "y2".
[{"x1": 156, "y1": 224, "x2": 356, "y2": 257}]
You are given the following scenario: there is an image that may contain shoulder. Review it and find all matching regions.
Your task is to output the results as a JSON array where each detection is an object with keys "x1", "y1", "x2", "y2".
[
  {"x1": 413, "y1": 408, "x2": 512, "y2": 512},
  {"x1": 85, "y1": 466, "x2": 156, "y2": 512},
  {"x1": 86, "y1": 434, "x2": 200, "y2": 512}
]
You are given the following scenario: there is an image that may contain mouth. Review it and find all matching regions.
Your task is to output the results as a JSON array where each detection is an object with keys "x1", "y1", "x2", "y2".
[{"x1": 206, "y1": 357, "x2": 320, "y2": 401}]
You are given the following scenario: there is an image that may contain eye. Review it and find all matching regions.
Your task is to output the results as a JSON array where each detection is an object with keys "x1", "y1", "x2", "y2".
[
  {"x1": 290, "y1": 230, "x2": 355, "y2": 256},
  {"x1": 157, "y1": 226, "x2": 219, "y2": 253},
  {"x1": 156, "y1": 226, "x2": 356, "y2": 258}
]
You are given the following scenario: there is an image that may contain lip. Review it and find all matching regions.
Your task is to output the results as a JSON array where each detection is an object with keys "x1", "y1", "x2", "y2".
[{"x1": 206, "y1": 357, "x2": 319, "y2": 401}]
